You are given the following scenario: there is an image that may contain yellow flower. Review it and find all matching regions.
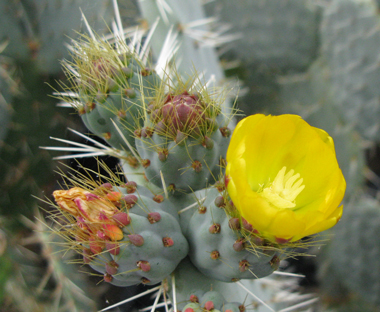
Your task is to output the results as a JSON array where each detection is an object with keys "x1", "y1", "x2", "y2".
[{"x1": 226, "y1": 114, "x2": 346, "y2": 243}]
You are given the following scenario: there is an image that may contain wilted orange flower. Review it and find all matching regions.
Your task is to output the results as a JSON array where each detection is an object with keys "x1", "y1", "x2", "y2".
[
  {"x1": 226, "y1": 114, "x2": 346, "y2": 243},
  {"x1": 53, "y1": 187, "x2": 124, "y2": 241}
]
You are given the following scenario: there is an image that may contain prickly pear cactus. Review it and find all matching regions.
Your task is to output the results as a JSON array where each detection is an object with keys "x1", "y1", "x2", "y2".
[
  {"x1": 319, "y1": 0, "x2": 380, "y2": 141},
  {"x1": 181, "y1": 290, "x2": 243, "y2": 312},
  {"x1": 135, "y1": 84, "x2": 232, "y2": 193},
  {"x1": 40, "y1": 1, "x2": 353, "y2": 312},
  {"x1": 277, "y1": 58, "x2": 365, "y2": 197},
  {"x1": 63, "y1": 38, "x2": 160, "y2": 150},
  {"x1": 185, "y1": 187, "x2": 280, "y2": 282},
  {"x1": 137, "y1": 0, "x2": 226, "y2": 85},
  {"x1": 323, "y1": 195, "x2": 380, "y2": 307},
  {"x1": 0, "y1": 0, "x2": 113, "y2": 74},
  {"x1": 53, "y1": 183, "x2": 189, "y2": 286},
  {"x1": 47, "y1": 26, "x2": 346, "y2": 312},
  {"x1": 206, "y1": 0, "x2": 320, "y2": 71},
  {"x1": 1, "y1": 213, "x2": 97, "y2": 312}
]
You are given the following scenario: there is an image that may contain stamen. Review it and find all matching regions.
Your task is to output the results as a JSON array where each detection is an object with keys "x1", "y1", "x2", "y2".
[{"x1": 260, "y1": 166, "x2": 305, "y2": 209}]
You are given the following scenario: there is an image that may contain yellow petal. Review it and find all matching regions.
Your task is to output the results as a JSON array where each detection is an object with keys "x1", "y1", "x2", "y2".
[{"x1": 226, "y1": 114, "x2": 346, "y2": 243}]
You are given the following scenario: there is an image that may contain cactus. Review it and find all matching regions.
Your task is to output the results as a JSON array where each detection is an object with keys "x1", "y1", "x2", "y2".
[
  {"x1": 0, "y1": 0, "x2": 113, "y2": 74},
  {"x1": 185, "y1": 187, "x2": 280, "y2": 282},
  {"x1": 33, "y1": 1, "x2": 376, "y2": 312},
  {"x1": 53, "y1": 184, "x2": 189, "y2": 287},
  {"x1": 0, "y1": 1, "x2": 118, "y2": 310},
  {"x1": 319, "y1": 0, "x2": 380, "y2": 141},
  {"x1": 277, "y1": 58, "x2": 365, "y2": 198},
  {"x1": 181, "y1": 290, "x2": 243, "y2": 312},
  {"x1": 0, "y1": 212, "x2": 97, "y2": 311},
  {"x1": 242, "y1": 1, "x2": 380, "y2": 309},
  {"x1": 135, "y1": 82, "x2": 232, "y2": 193},
  {"x1": 205, "y1": 0, "x2": 320, "y2": 72},
  {"x1": 45, "y1": 9, "x2": 347, "y2": 310},
  {"x1": 62, "y1": 37, "x2": 160, "y2": 150},
  {"x1": 137, "y1": 0, "x2": 227, "y2": 86},
  {"x1": 318, "y1": 195, "x2": 380, "y2": 308}
]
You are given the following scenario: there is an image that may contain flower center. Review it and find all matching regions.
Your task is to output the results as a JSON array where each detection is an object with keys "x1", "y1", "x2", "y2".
[{"x1": 260, "y1": 166, "x2": 305, "y2": 209}]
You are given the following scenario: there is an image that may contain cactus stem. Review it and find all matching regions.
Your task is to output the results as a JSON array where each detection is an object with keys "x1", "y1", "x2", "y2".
[
  {"x1": 117, "y1": 109, "x2": 126, "y2": 118},
  {"x1": 124, "y1": 88, "x2": 136, "y2": 98},
  {"x1": 126, "y1": 156, "x2": 139, "y2": 169}
]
